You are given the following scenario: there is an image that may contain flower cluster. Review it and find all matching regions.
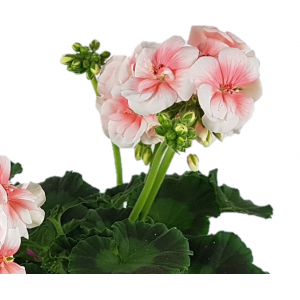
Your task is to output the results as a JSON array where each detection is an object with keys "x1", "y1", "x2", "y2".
[
  {"x1": 96, "y1": 26, "x2": 262, "y2": 151},
  {"x1": 0, "y1": 156, "x2": 46, "y2": 274}
]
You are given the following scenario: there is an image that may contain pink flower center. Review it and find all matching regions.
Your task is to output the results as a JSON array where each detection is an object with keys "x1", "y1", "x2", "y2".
[
  {"x1": 151, "y1": 63, "x2": 165, "y2": 76},
  {"x1": 219, "y1": 83, "x2": 240, "y2": 94}
]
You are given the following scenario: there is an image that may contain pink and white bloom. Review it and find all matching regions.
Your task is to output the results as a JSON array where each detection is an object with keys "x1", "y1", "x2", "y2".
[
  {"x1": 141, "y1": 115, "x2": 161, "y2": 145},
  {"x1": 188, "y1": 26, "x2": 251, "y2": 57},
  {"x1": 100, "y1": 97, "x2": 148, "y2": 148},
  {"x1": 121, "y1": 36, "x2": 199, "y2": 115},
  {"x1": 191, "y1": 48, "x2": 262, "y2": 134},
  {"x1": 0, "y1": 156, "x2": 46, "y2": 238},
  {"x1": 0, "y1": 228, "x2": 25, "y2": 274},
  {"x1": 0, "y1": 206, "x2": 7, "y2": 246}
]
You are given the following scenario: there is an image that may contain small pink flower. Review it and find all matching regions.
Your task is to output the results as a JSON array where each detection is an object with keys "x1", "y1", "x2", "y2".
[
  {"x1": 191, "y1": 48, "x2": 261, "y2": 134},
  {"x1": 0, "y1": 156, "x2": 46, "y2": 238},
  {"x1": 121, "y1": 36, "x2": 199, "y2": 115},
  {"x1": 188, "y1": 26, "x2": 251, "y2": 57},
  {"x1": 0, "y1": 228, "x2": 25, "y2": 274},
  {"x1": 101, "y1": 97, "x2": 148, "y2": 148}
]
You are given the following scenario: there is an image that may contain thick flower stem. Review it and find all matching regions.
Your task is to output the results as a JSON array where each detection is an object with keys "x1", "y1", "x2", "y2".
[
  {"x1": 140, "y1": 147, "x2": 175, "y2": 220},
  {"x1": 112, "y1": 142, "x2": 123, "y2": 186},
  {"x1": 91, "y1": 77, "x2": 123, "y2": 186},
  {"x1": 129, "y1": 141, "x2": 168, "y2": 222}
]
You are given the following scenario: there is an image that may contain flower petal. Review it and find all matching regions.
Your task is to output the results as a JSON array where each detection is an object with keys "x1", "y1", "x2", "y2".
[
  {"x1": 0, "y1": 262, "x2": 26, "y2": 274},
  {"x1": 135, "y1": 47, "x2": 157, "y2": 79},
  {"x1": 0, "y1": 156, "x2": 10, "y2": 185},
  {"x1": 197, "y1": 84, "x2": 216, "y2": 120},
  {"x1": 202, "y1": 114, "x2": 239, "y2": 134},
  {"x1": 0, "y1": 228, "x2": 20, "y2": 257},
  {"x1": 25, "y1": 182, "x2": 46, "y2": 207},
  {"x1": 240, "y1": 78, "x2": 262, "y2": 101},
  {"x1": 166, "y1": 46, "x2": 198, "y2": 70}
]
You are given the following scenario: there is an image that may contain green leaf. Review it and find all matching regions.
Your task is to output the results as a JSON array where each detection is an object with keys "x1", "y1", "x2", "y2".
[
  {"x1": 10, "y1": 161, "x2": 23, "y2": 180},
  {"x1": 188, "y1": 231, "x2": 268, "y2": 274},
  {"x1": 209, "y1": 170, "x2": 273, "y2": 218},
  {"x1": 22, "y1": 262, "x2": 47, "y2": 274},
  {"x1": 40, "y1": 171, "x2": 99, "y2": 217},
  {"x1": 129, "y1": 172, "x2": 220, "y2": 238},
  {"x1": 69, "y1": 219, "x2": 192, "y2": 274}
]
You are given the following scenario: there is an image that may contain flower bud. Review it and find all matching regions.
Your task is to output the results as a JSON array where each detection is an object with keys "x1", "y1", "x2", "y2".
[
  {"x1": 83, "y1": 60, "x2": 90, "y2": 68},
  {"x1": 181, "y1": 111, "x2": 197, "y2": 127},
  {"x1": 71, "y1": 59, "x2": 81, "y2": 69},
  {"x1": 185, "y1": 139, "x2": 192, "y2": 148},
  {"x1": 187, "y1": 128, "x2": 197, "y2": 140},
  {"x1": 166, "y1": 130, "x2": 177, "y2": 141},
  {"x1": 155, "y1": 126, "x2": 167, "y2": 136},
  {"x1": 91, "y1": 54, "x2": 100, "y2": 62},
  {"x1": 177, "y1": 136, "x2": 187, "y2": 146},
  {"x1": 174, "y1": 123, "x2": 188, "y2": 135},
  {"x1": 100, "y1": 51, "x2": 111, "y2": 59},
  {"x1": 90, "y1": 62, "x2": 100, "y2": 75},
  {"x1": 195, "y1": 121, "x2": 208, "y2": 143},
  {"x1": 80, "y1": 46, "x2": 89, "y2": 54},
  {"x1": 142, "y1": 147, "x2": 152, "y2": 166},
  {"x1": 162, "y1": 119, "x2": 172, "y2": 130},
  {"x1": 187, "y1": 154, "x2": 199, "y2": 172},
  {"x1": 60, "y1": 55, "x2": 75, "y2": 65},
  {"x1": 89, "y1": 39, "x2": 100, "y2": 51},
  {"x1": 202, "y1": 130, "x2": 213, "y2": 147},
  {"x1": 86, "y1": 69, "x2": 94, "y2": 80},
  {"x1": 168, "y1": 140, "x2": 177, "y2": 149},
  {"x1": 72, "y1": 43, "x2": 82, "y2": 52},
  {"x1": 213, "y1": 132, "x2": 224, "y2": 141},
  {"x1": 134, "y1": 143, "x2": 144, "y2": 161}
]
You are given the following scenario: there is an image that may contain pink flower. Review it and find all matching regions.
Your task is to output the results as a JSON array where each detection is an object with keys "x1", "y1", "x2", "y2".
[
  {"x1": 121, "y1": 36, "x2": 199, "y2": 115},
  {"x1": 188, "y1": 26, "x2": 251, "y2": 57},
  {"x1": 0, "y1": 206, "x2": 7, "y2": 246},
  {"x1": 101, "y1": 97, "x2": 148, "y2": 148},
  {"x1": 0, "y1": 228, "x2": 25, "y2": 274},
  {"x1": 191, "y1": 48, "x2": 261, "y2": 134},
  {"x1": 0, "y1": 156, "x2": 46, "y2": 238}
]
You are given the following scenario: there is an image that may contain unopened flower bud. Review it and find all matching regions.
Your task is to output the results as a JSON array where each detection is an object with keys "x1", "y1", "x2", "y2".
[
  {"x1": 72, "y1": 43, "x2": 82, "y2": 52},
  {"x1": 155, "y1": 126, "x2": 167, "y2": 136},
  {"x1": 142, "y1": 147, "x2": 152, "y2": 166},
  {"x1": 213, "y1": 132, "x2": 224, "y2": 141},
  {"x1": 83, "y1": 60, "x2": 90, "y2": 68},
  {"x1": 91, "y1": 54, "x2": 100, "y2": 62},
  {"x1": 202, "y1": 130, "x2": 213, "y2": 147},
  {"x1": 89, "y1": 39, "x2": 100, "y2": 51},
  {"x1": 162, "y1": 119, "x2": 172, "y2": 130},
  {"x1": 158, "y1": 113, "x2": 169, "y2": 124},
  {"x1": 86, "y1": 69, "x2": 94, "y2": 80},
  {"x1": 185, "y1": 139, "x2": 192, "y2": 148},
  {"x1": 90, "y1": 62, "x2": 100, "y2": 75},
  {"x1": 181, "y1": 111, "x2": 197, "y2": 127},
  {"x1": 187, "y1": 154, "x2": 199, "y2": 172},
  {"x1": 134, "y1": 143, "x2": 144, "y2": 161},
  {"x1": 100, "y1": 51, "x2": 111, "y2": 59},
  {"x1": 166, "y1": 130, "x2": 177, "y2": 141},
  {"x1": 71, "y1": 59, "x2": 81, "y2": 69},
  {"x1": 195, "y1": 121, "x2": 208, "y2": 143},
  {"x1": 187, "y1": 128, "x2": 197, "y2": 140},
  {"x1": 174, "y1": 123, "x2": 188, "y2": 135},
  {"x1": 60, "y1": 55, "x2": 75, "y2": 65},
  {"x1": 168, "y1": 140, "x2": 177, "y2": 149},
  {"x1": 80, "y1": 46, "x2": 89, "y2": 54},
  {"x1": 177, "y1": 136, "x2": 187, "y2": 146}
]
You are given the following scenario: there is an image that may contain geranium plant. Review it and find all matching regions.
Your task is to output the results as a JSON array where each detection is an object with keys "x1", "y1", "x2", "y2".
[{"x1": 1, "y1": 26, "x2": 272, "y2": 274}]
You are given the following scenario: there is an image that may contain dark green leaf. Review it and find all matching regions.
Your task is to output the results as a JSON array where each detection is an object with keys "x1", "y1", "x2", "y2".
[
  {"x1": 209, "y1": 170, "x2": 273, "y2": 218},
  {"x1": 189, "y1": 231, "x2": 268, "y2": 274},
  {"x1": 22, "y1": 262, "x2": 47, "y2": 274},
  {"x1": 10, "y1": 161, "x2": 23, "y2": 180},
  {"x1": 69, "y1": 219, "x2": 191, "y2": 274}
]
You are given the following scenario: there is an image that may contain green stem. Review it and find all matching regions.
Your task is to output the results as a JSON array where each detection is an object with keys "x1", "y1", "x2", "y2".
[
  {"x1": 91, "y1": 77, "x2": 123, "y2": 186},
  {"x1": 140, "y1": 147, "x2": 175, "y2": 220},
  {"x1": 48, "y1": 215, "x2": 64, "y2": 236},
  {"x1": 150, "y1": 143, "x2": 160, "y2": 168},
  {"x1": 129, "y1": 141, "x2": 168, "y2": 222},
  {"x1": 112, "y1": 142, "x2": 123, "y2": 186}
]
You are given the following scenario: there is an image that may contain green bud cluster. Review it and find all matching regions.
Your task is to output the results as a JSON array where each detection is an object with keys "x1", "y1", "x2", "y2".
[
  {"x1": 134, "y1": 142, "x2": 153, "y2": 165},
  {"x1": 60, "y1": 39, "x2": 111, "y2": 80},
  {"x1": 155, "y1": 114, "x2": 197, "y2": 152}
]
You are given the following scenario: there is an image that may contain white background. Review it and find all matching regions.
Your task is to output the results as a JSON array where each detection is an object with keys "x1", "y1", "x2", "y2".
[{"x1": 0, "y1": 0, "x2": 299, "y2": 292}]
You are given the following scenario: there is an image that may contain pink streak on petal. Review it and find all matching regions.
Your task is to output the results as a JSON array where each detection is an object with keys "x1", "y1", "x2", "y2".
[
  {"x1": 201, "y1": 38, "x2": 229, "y2": 57},
  {"x1": 154, "y1": 36, "x2": 185, "y2": 66},
  {"x1": 191, "y1": 57, "x2": 222, "y2": 89},
  {"x1": 135, "y1": 48, "x2": 157, "y2": 79},
  {"x1": 234, "y1": 56, "x2": 260, "y2": 87},
  {"x1": 0, "y1": 262, "x2": 26, "y2": 274},
  {"x1": 229, "y1": 92, "x2": 254, "y2": 122},
  {"x1": 0, "y1": 156, "x2": 11, "y2": 185},
  {"x1": 138, "y1": 79, "x2": 158, "y2": 92},
  {"x1": 0, "y1": 185, "x2": 8, "y2": 205},
  {"x1": 0, "y1": 209, "x2": 7, "y2": 245},
  {"x1": 121, "y1": 77, "x2": 155, "y2": 102},
  {"x1": 166, "y1": 46, "x2": 199, "y2": 70},
  {"x1": 218, "y1": 48, "x2": 248, "y2": 85}
]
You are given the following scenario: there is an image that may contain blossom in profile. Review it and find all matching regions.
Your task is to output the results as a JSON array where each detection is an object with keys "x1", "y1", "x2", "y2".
[
  {"x1": 141, "y1": 115, "x2": 161, "y2": 145},
  {"x1": 188, "y1": 26, "x2": 251, "y2": 57},
  {"x1": 0, "y1": 228, "x2": 25, "y2": 274},
  {"x1": 191, "y1": 48, "x2": 261, "y2": 134},
  {"x1": 0, "y1": 156, "x2": 46, "y2": 238},
  {"x1": 121, "y1": 36, "x2": 199, "y2": 115}
]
